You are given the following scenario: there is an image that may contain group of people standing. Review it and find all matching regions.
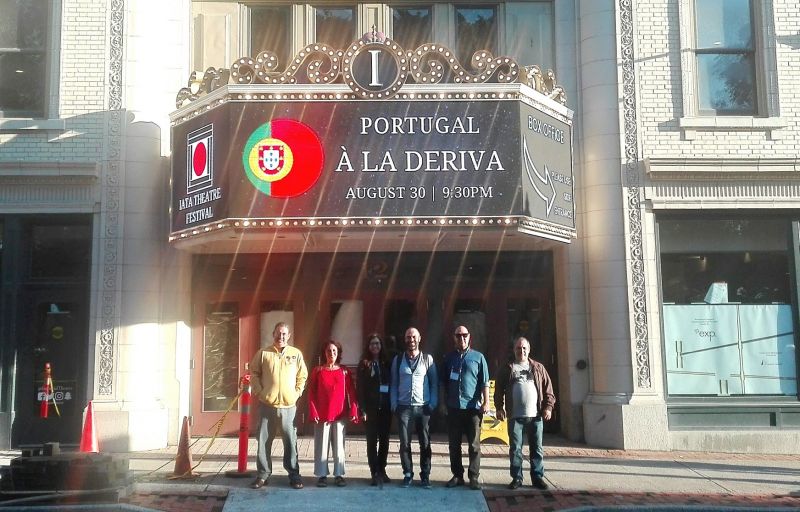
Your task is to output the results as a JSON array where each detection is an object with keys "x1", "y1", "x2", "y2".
[{"x1": 247, "y1": 321, "x2": 556, "y2": 492}]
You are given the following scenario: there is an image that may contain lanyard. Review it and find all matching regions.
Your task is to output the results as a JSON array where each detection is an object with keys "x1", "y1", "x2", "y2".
[{"x1": 405, "y1": 352, "x2": 421, "y2": 373}]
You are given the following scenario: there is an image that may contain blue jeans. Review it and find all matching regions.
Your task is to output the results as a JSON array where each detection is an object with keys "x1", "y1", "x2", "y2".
[
  {"x1": 256, "y1": 403, "x2": 301, "y2": 482},
  {"x1": 396, "y1": 405, "x2": 431, "y2": 479},
  {"x1": 508, "y1": 416, "x2": 544, "y2": 480}
]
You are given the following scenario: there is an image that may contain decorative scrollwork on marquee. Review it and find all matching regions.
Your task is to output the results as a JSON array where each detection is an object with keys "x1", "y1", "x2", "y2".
[{"x1": 176, "y1": 34, "x2": 566, "y2": 108}]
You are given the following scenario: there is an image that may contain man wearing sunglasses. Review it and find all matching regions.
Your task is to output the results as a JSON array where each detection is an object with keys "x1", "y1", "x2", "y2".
[{"x1": 439, "y1": 325, "x2": 490, "y2": 490}]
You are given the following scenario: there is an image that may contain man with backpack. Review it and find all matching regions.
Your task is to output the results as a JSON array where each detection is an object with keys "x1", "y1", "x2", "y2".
[{"x1": 390, "y1": 327, "x2": 438, "y2": 489}]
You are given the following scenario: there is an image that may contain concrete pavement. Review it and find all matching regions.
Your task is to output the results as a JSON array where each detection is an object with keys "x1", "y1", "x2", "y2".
[{"x1": 117, "y1": 434, "x2": 800, "y2": 511}]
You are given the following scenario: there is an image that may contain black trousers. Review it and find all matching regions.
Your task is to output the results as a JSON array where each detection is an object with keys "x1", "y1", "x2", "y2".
[
  {"x1": 447, "y1": 408, "x2": 483, "y2": 479},
  {"x1": 364, "y1": 407, "x2": 392, "y2": 476}
]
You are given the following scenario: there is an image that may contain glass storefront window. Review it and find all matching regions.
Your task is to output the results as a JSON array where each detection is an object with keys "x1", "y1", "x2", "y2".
[
  {"x1": 659, "y1": 218, "x2": 797, "y2": 397},
  {"x1": 28, "y1": 223, "x2": 91, "y2": 280}
]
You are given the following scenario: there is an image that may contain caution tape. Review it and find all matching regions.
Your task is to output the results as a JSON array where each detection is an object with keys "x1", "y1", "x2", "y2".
[{"x1": 187, "y1": 388, "x2": 244, "y2": 474}]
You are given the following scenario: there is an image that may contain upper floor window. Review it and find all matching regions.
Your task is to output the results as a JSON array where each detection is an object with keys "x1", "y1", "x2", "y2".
[
  {"x1": 455, "y1": 5, "x2": 498, "y2": 64},
  {"x1": 694, "y1": 0, "x2": 755, "y2": 115},
  {"x1": 250, "y1": 5, "x2": 292, "y2": 67},
  {"x1": 0, "y1": 0, "x2": 49, "y2": 118},
  {"x1": 235, "y1": 2, "x2": 553, "y2": 74},
  {"x1": 315, "y1": 6, "x2": 356, "y2": 50},
  {"x1": 505, "y1": 1, "x2": 553, "y2": 71},
  {"x1": 391, "y1": 6, "x2": 432, "y2": 51}
]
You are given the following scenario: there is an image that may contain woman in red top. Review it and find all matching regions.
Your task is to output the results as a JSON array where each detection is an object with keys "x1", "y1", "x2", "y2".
[{"x1": 308, "y1": 339, "x2": 358, "y2": 487}]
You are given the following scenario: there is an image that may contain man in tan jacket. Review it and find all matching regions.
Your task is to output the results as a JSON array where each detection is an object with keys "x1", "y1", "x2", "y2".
[{"x1": 249, "y1": 322, "x2": 308, "y2": 489}]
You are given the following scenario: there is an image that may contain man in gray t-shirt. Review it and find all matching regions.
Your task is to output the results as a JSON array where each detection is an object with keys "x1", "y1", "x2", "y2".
[
  {"x1": 510, "y1": 360, "x2": 538, "y2": 419},
  {"x1": 495, "y1": 337, "x2": 556, "y2": 491}
]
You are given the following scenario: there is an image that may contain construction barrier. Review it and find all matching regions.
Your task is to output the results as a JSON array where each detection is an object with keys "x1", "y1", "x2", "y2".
[
  {"x1": 169, "y1": 416, "x2": 197, "y2": 479},
  {"x1": 79, "y1": 401, "x2": 99, "y2": 453},
  {"x1": 225, "y1": 372, "x2": 255, "y2": 478}
]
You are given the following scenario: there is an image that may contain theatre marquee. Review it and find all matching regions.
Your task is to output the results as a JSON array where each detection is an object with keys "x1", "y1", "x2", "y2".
[{"x1": 170, "y1": 35, "x2": 575, "y2": 243}]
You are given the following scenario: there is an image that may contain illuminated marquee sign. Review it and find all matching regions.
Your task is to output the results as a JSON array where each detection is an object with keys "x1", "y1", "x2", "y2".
[{"x1": 170, "y1": 35, "x2": 575, "y2": 242}]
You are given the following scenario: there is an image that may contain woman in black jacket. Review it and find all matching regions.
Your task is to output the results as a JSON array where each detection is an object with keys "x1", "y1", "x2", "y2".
[{"x1": 357, "y1": 333, "x2": 392, "y2": 485}]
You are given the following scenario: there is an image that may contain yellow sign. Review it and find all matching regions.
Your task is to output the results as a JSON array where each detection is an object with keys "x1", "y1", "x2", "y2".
[{"x1": 480, "y1": 380, "x2": 509, "y2": 445}]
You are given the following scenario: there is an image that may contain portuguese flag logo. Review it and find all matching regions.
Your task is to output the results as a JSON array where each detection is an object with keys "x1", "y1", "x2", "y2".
[{"x1": 242, "y1": 119, "x2": 324, "y2": 197}]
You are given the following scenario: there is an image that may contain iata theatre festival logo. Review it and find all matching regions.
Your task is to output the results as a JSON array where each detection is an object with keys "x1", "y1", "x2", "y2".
[
  {"x1": 243, "y1": 119, "x2": 324, "y2": 197},
  {"x1": 187, "y1": 125, "x2": 213, "y2": 193}
]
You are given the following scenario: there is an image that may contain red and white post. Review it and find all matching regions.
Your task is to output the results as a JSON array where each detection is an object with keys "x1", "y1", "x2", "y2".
[{"x1": 225, "y1": 371, "x2": 255, "y2": 478}]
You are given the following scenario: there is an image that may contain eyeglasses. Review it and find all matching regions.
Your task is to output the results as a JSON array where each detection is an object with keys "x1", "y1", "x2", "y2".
[{"x1": 455, "y1": 333, "x2": 469, "y2": 338}]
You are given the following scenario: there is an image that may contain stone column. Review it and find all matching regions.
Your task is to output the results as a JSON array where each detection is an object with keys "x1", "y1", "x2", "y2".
[
  {"x1": 93, "y1": 0, "x2": 193, "y2": 451},
  {"x1": 577, "y1": 0, "x2": 668, "y2": 450}
]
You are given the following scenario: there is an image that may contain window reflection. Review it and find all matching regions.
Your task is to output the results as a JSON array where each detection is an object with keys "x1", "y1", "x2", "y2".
[
  {"x1": 0, "y1": 0, "x2": 48, "y2": 116},
  {"x1": 392, "y1": 6, "x2": 432, "y2": 50},
  {"x1": 455, "y1": 5, "x2": 497, "y2": 66},
  {"x1": 250, "y1": 6, "x2": 291, "y2": 68},
  {"x1": 315, "y1": 6, "x2": 356, "y2": 50},
  {"x1": 694, "y1": 0, "x2": 756, "y2": 115},
  {"x1": 697, "y1": 54, "x2": 755, "y2": 114},
  {"x1": 505, "y1": 2, "x2": 554, "y2": 71}
]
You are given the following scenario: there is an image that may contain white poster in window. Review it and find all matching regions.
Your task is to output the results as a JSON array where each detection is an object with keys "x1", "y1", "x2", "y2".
[
  {"x1": 663, "y1": 304, "x2": 741, "y2": 395},
  {"x1": 739, "y1": 304, "x2": 797, "y2": 395}
]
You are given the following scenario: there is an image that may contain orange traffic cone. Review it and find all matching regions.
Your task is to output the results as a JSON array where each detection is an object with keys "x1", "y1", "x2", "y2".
[
  {"x1": 79, "y1": 401, "x2": 99, "y2": 453},
  {"x1": 170, "y1": 416, "x2": 197, "y2": 479}
]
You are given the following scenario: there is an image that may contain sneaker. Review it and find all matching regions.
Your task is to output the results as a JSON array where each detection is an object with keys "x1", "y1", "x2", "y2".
[
  {"x1": 290, "y1": 478, "x2": 304, "y2": 490},
  {"x1": 401, "y1": 475, "x2": 412, "y2": 488},
  {"x1": 335, "y1": 476, "x2": 347, "y2": 487},
  {"x1": 445, "y1": 475, "x2": 465, "y2": 488},
  {"x1": 508, "y1": 478, "x2": 522, "y2": 490},
  {"x1": 317, "y1": 477, "x2": 328, "y2": 487},
  {"x1": 469, "y1": 478, "x2": 482, "y2": 490},
  {"x1": 420, "y1": 477, "x2": 431, "y2": 489},
  {"x1": 250, "y1": 477, "x2": 268, "y2": 489},
  {"x1": 380, "y1": 473, "x2": 392, "y2": 484},
  {"x1": 532, "y1": 477, "x2": 549, "y2": 490}
]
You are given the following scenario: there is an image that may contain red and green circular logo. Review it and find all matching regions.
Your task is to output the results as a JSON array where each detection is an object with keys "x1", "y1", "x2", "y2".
[{"x1": 242, "y1": 119, "x2": 324, "y2": 197}]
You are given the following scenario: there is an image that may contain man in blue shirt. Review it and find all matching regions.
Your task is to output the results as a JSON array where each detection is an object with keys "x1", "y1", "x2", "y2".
[
  {"x1": 439, "y1": 325, "x2": 489, "y2": 490},
  {"x1": 391, "y1": 327, "x2": 438, "y2": 489}
]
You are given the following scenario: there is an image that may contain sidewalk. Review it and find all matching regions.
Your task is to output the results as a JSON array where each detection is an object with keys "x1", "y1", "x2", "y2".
[{"x1": 116, "y1": 435, "x2": 800, "y2": 512}]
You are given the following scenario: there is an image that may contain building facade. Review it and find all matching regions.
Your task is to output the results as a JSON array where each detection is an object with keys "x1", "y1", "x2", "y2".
[{"x1": 0, "y1": 0, "x2": 797, "y2": 453}]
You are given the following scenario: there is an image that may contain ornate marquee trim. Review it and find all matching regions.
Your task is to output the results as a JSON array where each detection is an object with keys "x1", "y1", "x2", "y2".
[
  {"x1": 620, "y1": 0, "x2": 652, "y2": 389},
  {"x1": 98, "y1": 0, "x2": 125, "y2": 396},
  {"x1": 176, "y1": 32, "x2": 566, "y2": 108}
]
